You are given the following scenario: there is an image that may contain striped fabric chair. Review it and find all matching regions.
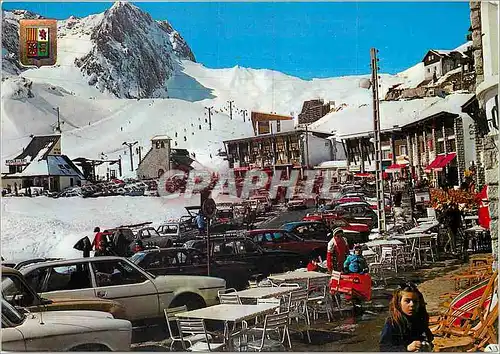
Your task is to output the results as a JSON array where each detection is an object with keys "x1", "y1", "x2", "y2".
[{"x1": 430, "y1": 270, "x2": 498, "y2": 336}]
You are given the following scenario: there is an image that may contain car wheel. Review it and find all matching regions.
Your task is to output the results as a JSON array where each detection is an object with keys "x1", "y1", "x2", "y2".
[
  {"x1": 169, "y1": 293, "x2": 206, "y2": 311},
  {"x1": 69, "y1": 344, "x2": 111, "y2": 351}
]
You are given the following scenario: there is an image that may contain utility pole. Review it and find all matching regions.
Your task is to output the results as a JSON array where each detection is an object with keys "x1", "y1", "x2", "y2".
[
  {"x1": 205, "y1": 106, "x2": 213, "y2": 130},
  {"x1": 136, "y1": 146, "x2": 143, "y2": 165},
  {"x1": 53, "y1": 107, "x2": 61, "y2": 133},
  {"x1": 228, "y1": 100, "x2": 234, "y2": 120},
  {"x1": 123, "y1": 141, "x2": 138, "y2": 171},
  {"x1": 241, "y1": 109, "x2": 248, "y2": 123},
  {"x1": 304, "y1": 124, "x2": 310, "y2": 168},
  {"x1": 370, "y1": 47, "x2": 387, "y2": 234}
]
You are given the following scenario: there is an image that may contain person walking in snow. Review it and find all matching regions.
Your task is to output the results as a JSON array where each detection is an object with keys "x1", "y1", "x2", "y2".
[{"x1": 91, "y1": 227, "x2": 107, "y2": 257}]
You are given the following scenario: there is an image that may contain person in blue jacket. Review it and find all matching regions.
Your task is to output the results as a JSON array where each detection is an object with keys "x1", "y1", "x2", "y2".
[
  {"x1": 343, "y1": 244, "x2": 369, "y2": 274},
  {"x1": 195, "y1": 211, "x2": 206, "y2": 235},
  {"x1": 379, "y1": 282, "x2": 433, "y2": 352}
]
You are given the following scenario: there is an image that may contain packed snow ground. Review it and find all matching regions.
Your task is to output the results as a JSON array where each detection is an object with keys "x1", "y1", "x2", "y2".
[{"x1": 1, "y1": 195, "x2": 203, "y2": 261}]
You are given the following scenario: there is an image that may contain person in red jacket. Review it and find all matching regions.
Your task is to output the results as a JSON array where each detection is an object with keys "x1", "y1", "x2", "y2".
[
  {"x1": 91, "y1": 227, "x2": 106, "y2": 256},
  {"x1": 327, "y1": 228, "x2": 349, "y2": 273}
]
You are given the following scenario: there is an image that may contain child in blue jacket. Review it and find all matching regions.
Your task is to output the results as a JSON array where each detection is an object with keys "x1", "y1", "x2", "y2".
[{"x1": 343, "y1": 244, "x2": 369, "y2": 274}]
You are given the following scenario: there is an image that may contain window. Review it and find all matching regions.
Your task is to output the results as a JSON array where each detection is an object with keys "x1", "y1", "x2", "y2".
[
  {"x1": 382, "y1": 150, "x2": 391, "y2": 160},
  {"x1": 92, "y1": 260, "x2": 147, "y2": 287},
  {"x1": 213, "y1": 241, "x2": 235, "y2": 256},
  {"x1": 2, "y1": 275, "x2": 36, "y2": 308},
  {"x1": 449, "y1": 139, "x2": 457, "y2": 152},
  {"x1": 1, "y1": 298, "x2": 25, "y2": 327},
  {"x1": 276, "y1": 120, "x2": 281, "y2": 133},
  {"x1": 399, "y1": 145, "x2": 408, "y2": 156},
  {"x1": 23, "y1": 268, "x2": 48, "y2": 293},
  {"x1": 45, "y1": 263, "x2": 92, "y2": 292},
  {"x1": 272, "y1": 232, "x2": 286, "y2": 242}
]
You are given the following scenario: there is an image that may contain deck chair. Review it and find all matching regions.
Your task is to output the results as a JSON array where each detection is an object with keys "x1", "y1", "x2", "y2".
[
  {"x1": 433, "y1": 301, "x2": 498, "y2": 352},
  {"x1": 307, "y1": 276, "x2": 333, "y2": 322},
  {"x1": 431, "y1": 270, "x2": 498, "y2": 336}
]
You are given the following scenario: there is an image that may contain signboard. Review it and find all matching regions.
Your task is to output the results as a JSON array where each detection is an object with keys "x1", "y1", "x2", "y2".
[
  {"x1": 6, "y1": 159, "x2": 28, "y2": 166},
  {"x1": 257, "y1": 121, "x2": 270, "y2": 135},
  {"x1": 202, "y1": 198, "x2": 217, "y2": 218}
]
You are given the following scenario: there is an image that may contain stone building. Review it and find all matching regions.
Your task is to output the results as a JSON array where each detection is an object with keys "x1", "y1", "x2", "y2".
[
  {"x1": 136, "y1": 135, "x2": 172, "y2": 179},
  {"x1": 464, "y1": 1, "x2": 498, "y2": 257}
]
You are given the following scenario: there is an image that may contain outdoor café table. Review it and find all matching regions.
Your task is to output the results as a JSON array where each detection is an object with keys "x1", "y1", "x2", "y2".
[
  {"x1": 175, "y1": 303, "x2": 279, "y2": 348},
  {"x1": 232, "y1": 286, "x2": 295, "y2": 304},
  {"x1": 268, "y1": 270, "x2": 330, "y2": 288},
  {"x1": 405, "y1": 221, "x2": 440, "y2": 235},
  {"x1": 464, "y1": 225, "x2": 490, "y2": 252},
  {"x1": 364, "y1": 239, "x2": 403, "y2": 248},
  {"x1": 464, "y1": 215, "x2": 479, "y2": 221},
  {"x1": 417, "y1": 217, "x2": 436, "y2": 223},
  {"x1": 392, "y1": 233, "x2": 438, "y2": 265}
]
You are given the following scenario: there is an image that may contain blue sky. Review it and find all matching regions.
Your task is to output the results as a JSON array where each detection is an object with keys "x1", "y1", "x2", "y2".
[{"x1": 3, "y1": 1, "x2": 471, "y2": 79}]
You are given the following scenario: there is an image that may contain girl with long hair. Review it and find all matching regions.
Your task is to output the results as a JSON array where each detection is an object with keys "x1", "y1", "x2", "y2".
[{"x1": 379, "y1": 282, "x2": 433, "y2": 352}]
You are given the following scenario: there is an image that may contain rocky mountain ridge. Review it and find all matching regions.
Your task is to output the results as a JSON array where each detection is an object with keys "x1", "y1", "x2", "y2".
[{"x1": 2, "y1": 2, "x2": 196, "y2": 98}]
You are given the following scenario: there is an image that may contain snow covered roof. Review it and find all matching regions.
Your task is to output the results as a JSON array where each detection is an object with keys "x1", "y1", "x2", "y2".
[
  {"x1": 7, "y1": 155, "x2": 84, "y2": 178},
  {"x1": 310, "y1": 93, "x2": 474, "y2": 138},
  {"x1": 425, "y1": 41, "x2": 472, "y2": 61},
  {"x1": 13, "y1": 135, "x2": 61, "y2": 162},
  {"x1": 314, "y1": 160, "x2": 348, "y2": 169},
  {"x1": 151, "y1": 135, "x2": 171, "y2": 141}
]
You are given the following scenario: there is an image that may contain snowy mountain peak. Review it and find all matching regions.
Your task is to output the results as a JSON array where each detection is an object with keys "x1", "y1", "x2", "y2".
[{"x1": 70, "y1": 1, "x2": 196, "y2": 98}]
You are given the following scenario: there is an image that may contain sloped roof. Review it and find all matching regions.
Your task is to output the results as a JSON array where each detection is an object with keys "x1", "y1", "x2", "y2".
[
  {"x1": 311, "y1": 93, "x2": 474, "y2": 138},
  {"x1": 8, "y1": 155, "x2": 85, "y2": 178},
  {"x1": 14, "y1": 135, "x2": 60, "y2": 162}
]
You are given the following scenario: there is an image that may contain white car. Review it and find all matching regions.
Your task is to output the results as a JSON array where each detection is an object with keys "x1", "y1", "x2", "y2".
[
  {"x1": 1, "y1": 298, "x2": 132, "y2": 351},
  {"x1": 18, "y1": 256, "x2": 226, "y2": 324}
]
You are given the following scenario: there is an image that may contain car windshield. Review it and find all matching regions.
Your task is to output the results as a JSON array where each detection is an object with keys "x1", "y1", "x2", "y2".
[
  {"x1": 161, "y1": 225, "x2": 178, "y2": 234},
  {"x1": 1, "y1": 298, "x2": 25, "y2": 326}
]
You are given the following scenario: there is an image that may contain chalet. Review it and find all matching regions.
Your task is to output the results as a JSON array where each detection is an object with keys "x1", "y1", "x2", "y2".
[
  {"x1": 223, "y1": 128, "x2": 345, "y2": 177},
  {"x1": 339, "y1": 94, "x2": 476, "y2": 188},
  {"x1": 251, "y1": 111, "x2": 295, "y2": 136},
  {"x1": 298, "y1": 99, "x2": 333, "y2": 124},
  {"x1": 422, "y1": 42, "x2": 473, "y2": 82},
  {"x1": 136, "y1": 135, "x2": 198, "y2": 180},
  {"x1": 1, "y1": 134, "x2": 85, "y2": 192}
]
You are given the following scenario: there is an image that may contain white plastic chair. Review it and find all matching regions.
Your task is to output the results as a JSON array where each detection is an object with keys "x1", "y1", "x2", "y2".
[
  {"x1": 177, "y1": 318, "x2": 225, "y2": 352},
  {"x1": 164, "y1": 306, "x2": 212, "y2": 351}
]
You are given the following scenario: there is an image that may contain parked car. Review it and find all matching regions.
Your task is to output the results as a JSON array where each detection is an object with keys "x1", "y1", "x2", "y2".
[
  {"x1": 1, "y1": 258, "x2": 62, "y2": 270},
  {"x1": 130, "y1": 248, "x2": 253, "y2": 290},
  {"x1": 249, "y1": 195, "x2": 272, "y2": 212},
  {"x1": 157, "y1": 221, "x2": 200, "y2": 247},
  {"x1": 2, "y1": 266, "x2": 128, "y2": 319},
  {"x1": 286, "y1": 196, "x2": 316, "y2": 210},
  {"x1": 1, "y1": 298, "x2": 132, "y2": 351},
  {"x1": 211, "y1": 206, "x2": 245, "y2": 232},
  {"x1": 17, "y1": 256, "x2": 225, "y2": 325},
  {"x1": 280, "y1": 221, "x2": 331, "y2": 241},
  {"x1": 183, "y1": 236, "x2": 304, "y2": 278},
  {"x1": 132, "y1": 226, "x2": 175, "y2": 252},
  {"x1": 301, "y1": 214, "x2": 370, "y2": 246},
  {"x1": 247, "y1": 229, "x2": 328, "y2": 260},
  {"x1": 331, "y1": 203, "x2": 378, "y2": 229}
]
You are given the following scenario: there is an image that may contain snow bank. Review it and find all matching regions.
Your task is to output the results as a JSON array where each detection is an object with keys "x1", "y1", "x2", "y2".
[{"x1": 1, "y1": 195, "x2": 202, "y2": 261}]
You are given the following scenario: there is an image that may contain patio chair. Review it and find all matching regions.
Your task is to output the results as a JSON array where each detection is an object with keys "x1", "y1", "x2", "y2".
[
  {"x1": 414, "y1": 236, "x2": 435, "y2": 264},
  {"x1": 307, "y1": 276, "x2": 333, "y2": 322},
  {"x1": 244, "y1": 311, "x2": 292, "y2": 352},
  {"x1": 164, "y1": 306, "x2": 211, "y2": 351},
  {"x1": 368, "y1": 247, "x2": 395, "y2": 285},
  {"x1": 177, "y1": 318, "x2": 225, "y2": 352},
  {"x1": 218, "y1": 288, "x2": 242, "y2": 304},
  {"x1": 285, "y1": 288, "x2": 311, "y2": 343}
]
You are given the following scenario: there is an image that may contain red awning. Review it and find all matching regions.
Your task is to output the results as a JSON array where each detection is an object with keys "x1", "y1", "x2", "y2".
[
  {"x1": 233, "y1": 167, "x2": 249, "y2": 172},
  {"x1": 385, "y1": 163, "x2": 409, "y2": 173},
  {"x1": 354, "y1": 173, "x2": 373, "y2": 178},
  {"x1": 434, "y1": 152, "x2": 456, "y2": 171},
  {"x1": 424, "y1": 155, "x2": 446, "y2": 173}
]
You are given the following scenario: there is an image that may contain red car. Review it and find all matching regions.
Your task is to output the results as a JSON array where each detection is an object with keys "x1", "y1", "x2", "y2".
[
  {"x1": 247, "y1": 229, "x2": 327, "y2": 260},
  {"x1": 302, "y1": 214, "x2": 370, "y2": 245}
]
